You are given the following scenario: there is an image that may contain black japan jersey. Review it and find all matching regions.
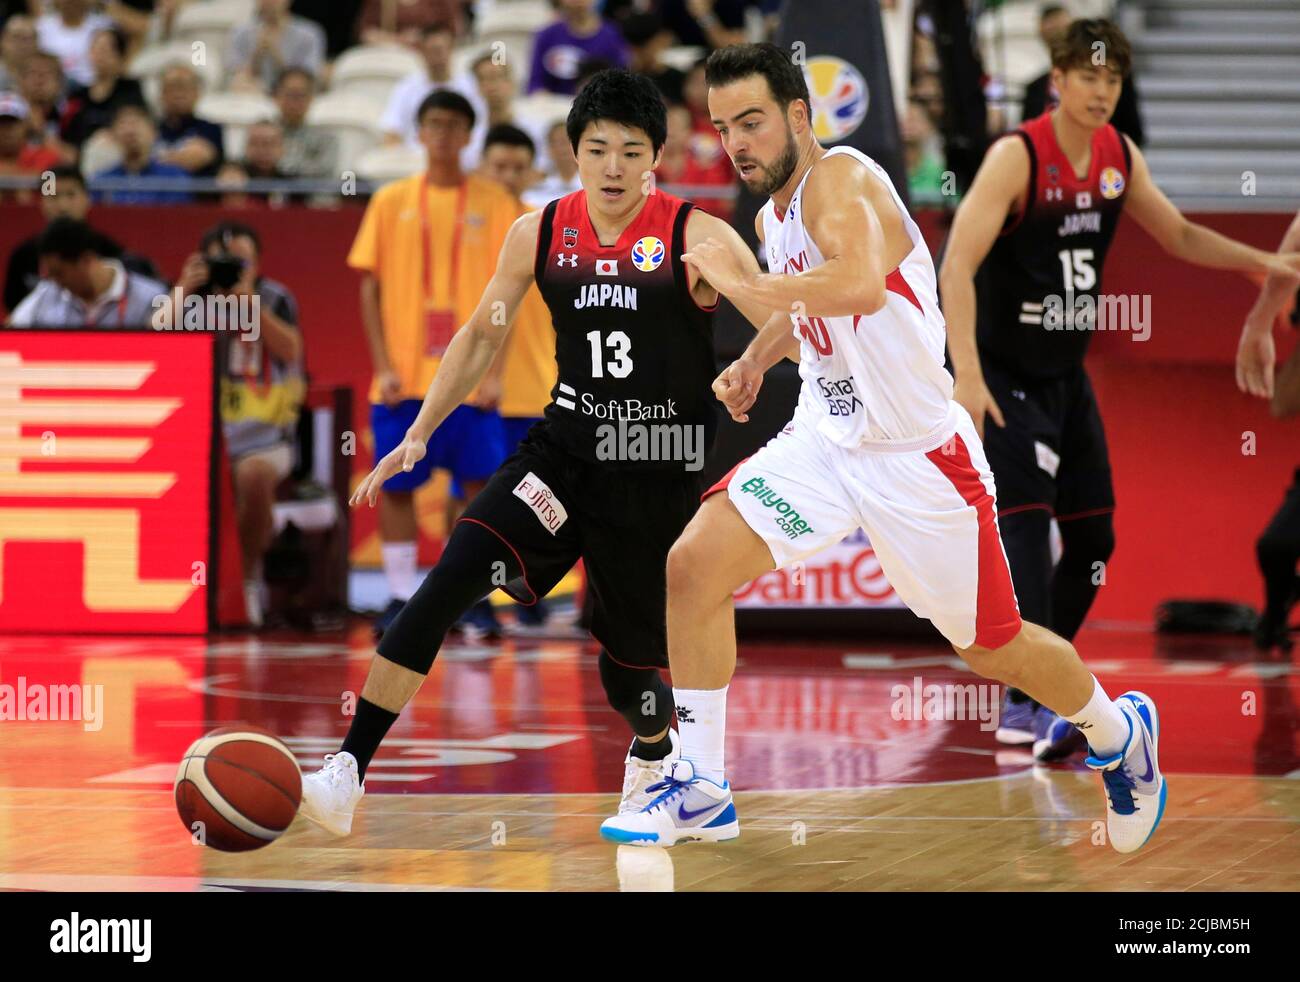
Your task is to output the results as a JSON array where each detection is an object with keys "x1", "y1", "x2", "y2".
[
  {"x1": 975, "y1": 113, "x2": 1132, "y2": 380},
  {"x1": 534, "y1": 189, "x2": 718, "y2": 468}
]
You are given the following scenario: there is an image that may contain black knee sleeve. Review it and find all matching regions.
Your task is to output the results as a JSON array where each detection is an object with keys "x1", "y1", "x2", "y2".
[
  {"x1": 598, "y1": 650, "x2": 673, "y2": 738},
  {"x1": 1051, "y1": 512, "x2": 1115, "y2": 640},
  {"x1": 377, "y1": 520, "x2": 521, "y2": 673},
  {"x1": 998, "y1": 508, "x2": 1053, "y2": 627},
  {"x1": 1055, "y1": 512, "x2": 1116, "y2": 573}
]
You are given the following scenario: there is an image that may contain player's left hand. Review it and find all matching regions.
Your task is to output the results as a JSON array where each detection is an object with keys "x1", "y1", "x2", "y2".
[
  {"x1": 682, "y1": 237, "x2": 745, "y2": 297},
  {"x1": 713, "y1": 357, "x2": 763, "y2": 422},
  {"x1": 1235, "y1": 322, "x2": 1276, "y2": 400}
]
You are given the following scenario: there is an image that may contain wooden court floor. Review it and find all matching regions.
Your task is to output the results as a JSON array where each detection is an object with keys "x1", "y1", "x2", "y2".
[{"x1": 0, "y1": 627, "x2": 1296, "y2": 892}]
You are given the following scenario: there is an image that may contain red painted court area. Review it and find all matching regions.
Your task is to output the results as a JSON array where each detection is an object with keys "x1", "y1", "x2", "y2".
[{"x1": 0, "y1": 625, "x2": 1293, "y2": 797}]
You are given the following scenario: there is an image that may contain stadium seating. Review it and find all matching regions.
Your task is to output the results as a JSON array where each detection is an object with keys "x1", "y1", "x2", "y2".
[
  {"x1": 306, "y1": 91, "x2": 385, "y2": 172},
  {"x1": 331, "y1": 44, "x2": 425, "y2": 105},
  {"x1": 354, "y1": 144, "x2": 424, "y2": 185}
]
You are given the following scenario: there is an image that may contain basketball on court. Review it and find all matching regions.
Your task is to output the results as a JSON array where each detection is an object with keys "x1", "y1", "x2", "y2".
[{"x1": 174, "y1": 726, "x2": 302, "y2": 853}]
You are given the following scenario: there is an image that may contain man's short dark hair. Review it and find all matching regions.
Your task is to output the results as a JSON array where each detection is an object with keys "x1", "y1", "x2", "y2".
[
  {"x1": 274, "y1": 66, "x2": 316, "y2": 92},
  {"x1": 201, "y1": 220, "x2": 261, "y2": 257},
  {"x1": 704, "y1": 42, "x2": 811, "y2": 114},
  {"x1": 566, "y1": 68, "x2": 667, "y2": 154},
  {"x1": 112, "y1": 102, "x2": 153, "y2": 125},
  {"x1": 483, "y1": 123, "x2": 535, "y2": 159},
  {"x1": 94, "y1": 25, "x2": 130, "y2": 60},
  {"x1": 420, "y1": 21, "x2": 454, "y2": 41},
  {"x1": 1040, "y1": 4, "x2": 1068, "y2": 20},
  {"x1": 621, "y1": 13, "x2": 665, "y2": 49},
  {"x1": 575, "y1": 56, "x2": 615, "y2": 92},
  {"x1": 1050, "y1": 18, "x2": 1132, "y2": 78},
  {"x1": 416, "y1": 89, "x2": 476, "y2": 129},
  {"x1": 49, "y1": 164, "x2": 86, "y2": 193},
  {"x1": 38, "y1": 218, "x2": 99, "y2": 261}
]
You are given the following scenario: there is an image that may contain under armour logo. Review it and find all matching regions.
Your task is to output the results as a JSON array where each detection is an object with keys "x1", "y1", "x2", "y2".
[
  {"x1": 1011, "y1": 389, "x2": 1026, "y2": 400},
  {"x1": 675, "y1": 705, "x2": 695, "y2": 724},
  {"x1": 556, "y1": 253, "x2": 578, "y2": 267}
]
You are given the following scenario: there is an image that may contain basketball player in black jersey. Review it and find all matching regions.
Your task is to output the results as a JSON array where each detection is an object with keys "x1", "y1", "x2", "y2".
[
  {"x1": 941, "y1": 19, "x2": 1300, "y2": 758},
  {"x1": 294, "y1": 71, "x2": 779, "y2": 835}
]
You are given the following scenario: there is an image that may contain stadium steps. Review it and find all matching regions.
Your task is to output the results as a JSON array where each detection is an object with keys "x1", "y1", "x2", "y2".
[{"x1": 1131, "y1": 0, "x2": 1300, "y2": 208}]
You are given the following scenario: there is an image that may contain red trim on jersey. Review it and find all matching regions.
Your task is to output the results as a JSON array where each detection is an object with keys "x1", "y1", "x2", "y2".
[
  {"x1": 702, "y1": 457, "x2": 748, "y2": 502},
  {"x1": 885, "y1": 266, "x2": 922, "y2": 312},
  {"x1": 925, "y1": 435, "x2": 1022, "y2": 650},
  {"x1": 455, "y1": 517, "x2": 538, "y2": 605},
  {"x1": 772, "y1": 202, "x2": 785, "y2": 222},
  {"x1": 551, "y1": 187, "x2": 685, "y2": 254}
]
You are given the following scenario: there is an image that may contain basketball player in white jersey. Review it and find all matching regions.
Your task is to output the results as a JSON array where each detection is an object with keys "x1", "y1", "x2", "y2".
[{"x1": 600, "y1": 43, "x2": 1165, "y2": 853}]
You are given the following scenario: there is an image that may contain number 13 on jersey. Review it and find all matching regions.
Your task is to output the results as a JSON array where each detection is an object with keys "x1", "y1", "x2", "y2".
[{"x1": 586, "y1": 329, "x2": 634, "y2": 378}]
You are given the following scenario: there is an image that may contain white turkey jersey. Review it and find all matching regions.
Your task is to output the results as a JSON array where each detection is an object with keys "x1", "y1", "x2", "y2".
[{"x1": 760, "y1": 146, "x2": 955, "y2": 449}]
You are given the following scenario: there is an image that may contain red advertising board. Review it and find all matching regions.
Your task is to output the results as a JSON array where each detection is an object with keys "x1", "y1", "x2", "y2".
[{"x1": 0, "y1": 330, "x2": 215, "y2": 633}]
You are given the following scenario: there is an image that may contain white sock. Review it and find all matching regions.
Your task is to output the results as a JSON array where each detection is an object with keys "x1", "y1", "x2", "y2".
[
  {"x1": 673, "y1": 686, "x2": 727, "y2": 784},
  {"x1": 381, "y1": 541, "x2": 418, "y2": 602},
  {"x1": 1065, "y1": 676, "x2": 1130, "y2": 758}
]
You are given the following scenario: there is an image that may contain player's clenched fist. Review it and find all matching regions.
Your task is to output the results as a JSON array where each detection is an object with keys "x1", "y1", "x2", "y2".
[
  {"x1": 350, "y1": 433, "x2": 427, "y2": 507},
  {"x1": 713, "y1": 357, "x2": 764, "y2": 423}
]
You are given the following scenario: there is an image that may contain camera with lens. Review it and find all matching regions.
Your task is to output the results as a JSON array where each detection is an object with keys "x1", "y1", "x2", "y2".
[{"x1": 204, "y1": 252, "x2": 246, "y2": 292}]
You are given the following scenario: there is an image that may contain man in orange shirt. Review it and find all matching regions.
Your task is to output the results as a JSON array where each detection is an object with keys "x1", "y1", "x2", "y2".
[
  {"x1": 348, "y1": 90, "x2": 519, "y2": 637},
  {"x1": 475, "y1": 122, "x2": 558, "y2": 627}
]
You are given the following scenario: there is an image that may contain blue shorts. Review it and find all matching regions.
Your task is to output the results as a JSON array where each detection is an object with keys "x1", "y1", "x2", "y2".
[
  {"x1": 449, "y1": 415, "x2": 540, "y2": 500},
  {"x1": 371, "y1": 401, "x2": 507, "y2": 492}
]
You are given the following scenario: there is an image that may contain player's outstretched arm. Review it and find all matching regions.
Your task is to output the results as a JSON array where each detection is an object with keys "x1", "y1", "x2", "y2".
[
  {"x1": 350, "y1": 211, "x2": 540, "y2": 507},
  {"x1": 1237, "y1": 209, "x2": 1300, "y2": 400},
  {"x1": 1124, "y1": 136, "x2": 1300, "y2": 283},
  {"x1": 681, "y1": 154, "x2": 887, "y2": 320},
  {"x1": 682, "y1": 207, "x2": 774, "y2": 328},
  {"x1": 938, "y1": 135, "x2": 1029, "y2": 438}
]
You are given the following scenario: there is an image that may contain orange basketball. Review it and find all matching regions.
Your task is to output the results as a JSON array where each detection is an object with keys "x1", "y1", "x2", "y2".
[{"x1": 174, "y1": 726, "x2": 302, "y2": 852}]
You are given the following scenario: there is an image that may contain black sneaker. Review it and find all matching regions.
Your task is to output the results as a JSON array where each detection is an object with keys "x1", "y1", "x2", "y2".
[{"x1": 372, "y1": 598, "x2": 406, "y2": 640}]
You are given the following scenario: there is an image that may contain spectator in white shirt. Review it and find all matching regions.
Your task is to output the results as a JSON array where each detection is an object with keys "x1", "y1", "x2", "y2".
[
  {"x1": 228, "y1": 0, "x2": 326, "y2": 93},
  {"x1": 521, "y1": 119, "x2": 581, "y2": 208},
  {"x1": 36, "y1": 0, "x2": 112, "y2": 88},
  {"x1": 380, "y1": 22, "x2": 483, "y2": 159}
]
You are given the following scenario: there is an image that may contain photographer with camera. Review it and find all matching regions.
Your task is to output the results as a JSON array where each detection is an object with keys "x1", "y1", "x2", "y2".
[{"x1": 172, "y1": 221, "x2": 305, "y2": 627}]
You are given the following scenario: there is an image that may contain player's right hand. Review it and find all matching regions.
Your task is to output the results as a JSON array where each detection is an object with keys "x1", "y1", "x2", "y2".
[
  {"x1": 953, "y1": 375, "x2": 1004, "y2": 440},
  {"x1": 376, "y1": 369, "x2": 403, "y2": 407},
  {"x1": 350, "y1": 436, "x2": 426, "y2": 508},
  {"x1": 713, "y1": 357, "x2": 763, "y2": 423}
]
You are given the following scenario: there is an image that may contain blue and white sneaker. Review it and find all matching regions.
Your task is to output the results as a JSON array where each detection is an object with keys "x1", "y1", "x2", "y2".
[
  {"x1": 995, "y1": 694, "x2": 1036, "y2": 745},
  {"x1": 600, "y1": 759, "x2": 739, "y2": 847},
  {"x1": 1085, "y1": 691, "x2": 1168, "y2": 854},
  {"x1": 1032, "y1": 708, "x2": 1086, "y2": 762}
]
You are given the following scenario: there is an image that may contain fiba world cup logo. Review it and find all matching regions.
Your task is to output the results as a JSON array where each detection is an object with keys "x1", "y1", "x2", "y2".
[
  {"x1": 631, "y1": 236, "x2": 665, "y2": 272},
  {"x1": 805, "y1": 56, "x2": 869, "y2": 142},
  {"x1": 1100, "y1": 166, "x2": 1126, "y2": 200}
]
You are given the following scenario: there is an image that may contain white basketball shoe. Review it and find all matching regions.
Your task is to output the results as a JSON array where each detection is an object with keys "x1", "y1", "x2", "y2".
[
  {"x1": 1085, "y1": 691, "x2": 1168, "y2": 854},
  {"x1": 601, "y1": 759, "x2": 738, "y2": 847},
  {"x1": 299, "y1": 752, "x2": 365, "y2": 836},
  {"x1": 619, "y1": 729, "x2": 680, "y2": 814}
]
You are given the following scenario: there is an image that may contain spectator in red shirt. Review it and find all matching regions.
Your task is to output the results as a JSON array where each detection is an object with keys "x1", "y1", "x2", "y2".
[
  {"x1": 657, "y1": 102, "x2": 733, "y2": 220},
  {"x1": 0, "y1": 92, "x2": 61, "y2": 202}
]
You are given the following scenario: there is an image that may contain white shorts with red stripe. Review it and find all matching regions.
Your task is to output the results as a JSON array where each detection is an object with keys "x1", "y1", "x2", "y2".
[{"x1": 708, "y1": 402, "x2": 1022, "y2": 650}]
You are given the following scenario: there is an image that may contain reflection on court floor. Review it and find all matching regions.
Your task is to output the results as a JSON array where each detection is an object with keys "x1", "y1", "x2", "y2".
[{"x1": 0, "y1": 627, "x2": 1296, "y2": 891}]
